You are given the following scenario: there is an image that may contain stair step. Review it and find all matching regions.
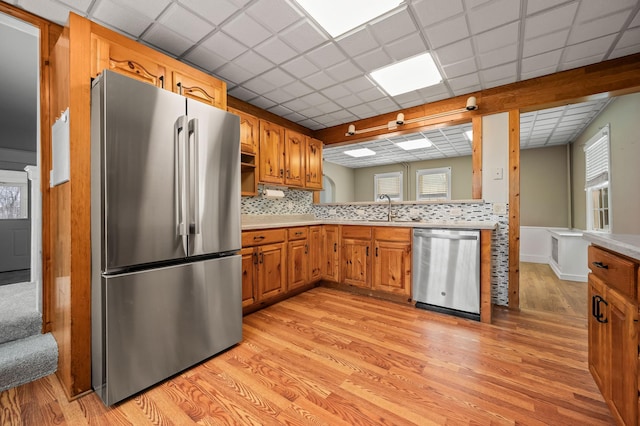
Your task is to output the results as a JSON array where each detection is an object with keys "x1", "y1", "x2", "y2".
[
  {"x1": 0, "y1": 333, "x2": 58, "y2": 392},
  {"x1": 0, "y1": 281, "x2": 41, "y2": 345}
]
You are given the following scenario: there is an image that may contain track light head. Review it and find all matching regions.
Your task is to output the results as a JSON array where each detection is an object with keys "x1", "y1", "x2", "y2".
[
  {"x1": 346, "y1": 124, "x2": 356, "y2": 136},
  {"x1": 466, "y1": 96, "x2": 478, "y2": 111}
]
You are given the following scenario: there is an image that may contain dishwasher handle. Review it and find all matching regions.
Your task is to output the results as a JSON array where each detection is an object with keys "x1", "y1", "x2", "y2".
[{"x1": 413, "y1": 230, "x2": 478, "y2": 241}]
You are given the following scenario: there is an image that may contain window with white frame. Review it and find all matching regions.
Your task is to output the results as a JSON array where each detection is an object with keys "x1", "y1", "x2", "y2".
[
  {"x1": 0, "y1": 170, "x2": 29, "y2": 220},
  {"x1": 584, "y1": 125, "x2": 611, "y2": 232},
  {"x1": 416, "y1": 167, "x2": 451, "y2": 201},
  {"x1": 374, "y1": 171, "x2": 403, "y2": 201}
]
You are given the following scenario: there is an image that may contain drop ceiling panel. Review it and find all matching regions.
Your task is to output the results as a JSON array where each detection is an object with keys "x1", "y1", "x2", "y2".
[{"x1": 15, "y1": 0, "x2": 640, "y2": 136}]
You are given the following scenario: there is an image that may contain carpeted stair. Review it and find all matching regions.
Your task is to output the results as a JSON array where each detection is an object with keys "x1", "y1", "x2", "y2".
[{"x1": 0, "y1": 282, "x2": 58, "y2": 392}]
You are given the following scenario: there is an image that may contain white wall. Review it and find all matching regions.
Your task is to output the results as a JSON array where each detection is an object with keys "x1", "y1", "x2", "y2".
[
  {"x1": 323, "y1": 161, "x2": 355, "y2": 203},
  {"x1": 482, "y1": 113, "x2": 509, "y2": 203}
]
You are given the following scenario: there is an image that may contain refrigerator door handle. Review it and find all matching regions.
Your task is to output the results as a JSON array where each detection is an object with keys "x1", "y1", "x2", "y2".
[
  {"x1": 175, "y1": 115, "x2": 189, "y2": 255},
  {"x1": 188, "y1": 118, "x2": 200, "y2": 235}
]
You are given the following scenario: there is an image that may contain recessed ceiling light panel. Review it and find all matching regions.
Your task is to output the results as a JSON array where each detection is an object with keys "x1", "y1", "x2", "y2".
[
  {"x1": 295, "y1": 0, "x2": 401, "y2": 37},
  {"x1": 396, "y1": 139, "x2": 433, "y2": 150},
  {"x1": 370, "y1": 53, "x2": 442, "y2": 96},
  {"x1": 344, "y1": 148, "x2": 376, "y2": 157}
]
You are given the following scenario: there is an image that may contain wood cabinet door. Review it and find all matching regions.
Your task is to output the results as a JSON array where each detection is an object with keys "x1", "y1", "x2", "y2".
[
  {"x1": 342, "y1": 238, "x2": 371, "y2": 288},
  {"x1": 306, "y1": 137, "x2": 323, "y2": 189},
  {"x1": 287, "y1": 239, "x2": 308, "y2": 290},
  {"x1": 228, "y1": 107, "x2": 258, "y2": 154},
  {"x1": 309, "y1": 226, "x2": 322, "y2": 282},
  {"x1": 259, "y1": 120, "x2": 284, "y2": 184},
  {"x1": 372, "y1": 240, "x2": 411, "y2": 295},
  {"x1": 91, "y1": 34, "x2": 166, "y2": 88},
  {"x1": 241, "y1": 248, "x2": 257, "y2": 307},
  {"x1": 607, "y1": 288, "x2": 638, "y2": 426},
  {"x1": 172, "y1": 71, "x2": 225, "y2": 109},
  {"x1": 284, "y1": 130, "x2": 305, "y2": 187},
  {"x1": 323, "y1": 225, "x2": 340, "y2": 282},
  {"x1": 257, "y1": 242, "x2": 286, "y2": 300},
  {"x1": 588, "y1": 274, "x2": 610, "y2": 398}
]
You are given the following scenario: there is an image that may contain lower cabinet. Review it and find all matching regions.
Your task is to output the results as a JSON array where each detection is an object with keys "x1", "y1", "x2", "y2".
[
  {"x1": 309, "y1": 226, "x2": 323, "y2": 282},
  {"x1": 242, "y1": 229, "x2": 287, "y2": 308},
  {"x1": 341, "y1": 226, "x2": 372, "y2": 288},
  {"x1": 587, "y1": 245, "x2": 639, "y2": 426},
  {"x1": 323, "y1": 225, "x2": 340, "y2": 282},
  {"x1": 287, "y1": 227, "x2": 309, "y2": 291},
  {"x1": 372, "y1": 227, "x2": 411, "y2": 296}
]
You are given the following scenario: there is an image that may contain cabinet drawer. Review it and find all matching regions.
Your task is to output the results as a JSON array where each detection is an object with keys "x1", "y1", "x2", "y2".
[
  {"x1": 242, "y1": 229, "x2": 286, "y2": 247},
  {"x1": 287, "y1": 227, "x2": 308, "y2": 241},
  {"x1": 374, "y1": 227, "x2": 411, "y2": 242},
  {"x1": 588, "y1": 245, "x2": 637, "y2": 300},
  {"x1": 341, "y1": 226, "x2": 372, "y2": 240}
]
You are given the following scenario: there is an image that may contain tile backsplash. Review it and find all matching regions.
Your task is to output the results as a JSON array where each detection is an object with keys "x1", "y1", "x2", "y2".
[{"x1": 241, "y1": 189, "x2": 510, "y2": 306}]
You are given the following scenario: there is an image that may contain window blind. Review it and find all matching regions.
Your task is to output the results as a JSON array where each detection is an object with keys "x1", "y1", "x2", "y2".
[
  {"x1": 584, "y1": 126, "x2": 609, "y2": 188},
  {"x1": 374, "y1": 172, "x2": 402, "y2": 200},
  {"x1": 416, "y1": 168, "x2": 450, "y2": 200}
]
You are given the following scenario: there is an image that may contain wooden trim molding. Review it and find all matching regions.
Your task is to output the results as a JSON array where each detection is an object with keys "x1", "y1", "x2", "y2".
[
  {"x1": 508, "y1": 110, "x2": 520, "y2": 310},
  {"x1": 315, "y1": 53, "x2": 640, "y2": 146}
]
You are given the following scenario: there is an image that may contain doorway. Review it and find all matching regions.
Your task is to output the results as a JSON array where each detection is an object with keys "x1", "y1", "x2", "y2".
[{"x1": 0, "y1": 12, "x2": 41, "y2": 308}]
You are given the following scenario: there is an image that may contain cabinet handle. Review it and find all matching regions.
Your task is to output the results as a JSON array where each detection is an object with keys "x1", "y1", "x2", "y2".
[
  {"x1": 594, "y1": 295, "x2": 608, "y2": 323},
  {"x1": 253, "y1": 235, "x2": 265, "y2": 241},
  {"x1": 280, "y1": 169, "x2": 284, "y2": 177},
  {"x1": 305, "y1": 244, "x2": 308, "y2": 254},
  {"x1": 295, "y1": 231, "x2": 303, "y2": 236},
  {"x1": 375, "y1": 247, "x2": 378, "y2": 257},
  {"x1": 333, "y1": 243, "x2": 337, "y2": 252},
  {"x1": 306, "y1": 173, "x2": 310, "y2": 182},
  {"x1": 259, "y1": 252, "x2": 264, "y2": 264},
  {"x1": 366, "y1": 246, "x2": 369, "y2": 256},
  {"x1": 253, "y1": 252, "x2": 258, "y2": 265},
  {"x1": 592, "y1": 261, "x2": 608, "y2": 269},
  {"x1": 159, "y1": 75, "x2": 164, "y2": 89}
]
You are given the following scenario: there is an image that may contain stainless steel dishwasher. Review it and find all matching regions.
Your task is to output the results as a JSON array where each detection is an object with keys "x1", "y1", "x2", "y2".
[{"x1": 412, "y1": 228, "x2": 480, "y2": 320}]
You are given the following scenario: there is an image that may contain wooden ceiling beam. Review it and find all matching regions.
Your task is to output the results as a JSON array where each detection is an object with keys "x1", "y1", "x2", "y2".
[{"x1": 314, "y1": 53, "x2": 640, "y2": 145}]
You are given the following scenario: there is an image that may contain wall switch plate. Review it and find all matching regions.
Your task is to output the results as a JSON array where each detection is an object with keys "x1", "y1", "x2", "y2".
[
  {"x1": 356, "y1": 209, "x2": 365, "y2": 216},
  {"x1": 493, "y1": 167, "x2": 504, "y2": 180},
  {"x1": 493, "y1": 203, "x2": 507, "y2": 215},
  {"x1": 450, "y1": 208, "x2": 462, "y2": 216},
  {"x1": 328, "y1": 208, "x2": 336, "y2": 215},
  {"x1": 287, "y1": 201, "x2": 293, "y2": 209},
  {"x1": 409, "y1": 208, "x2": 420, "y2": 215}
]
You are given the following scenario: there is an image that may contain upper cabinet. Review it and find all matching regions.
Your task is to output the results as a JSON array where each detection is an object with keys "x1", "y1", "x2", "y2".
[
  {"x1": 91, "y1": 34, "x2": 166, "y2": 88},
  {"x1": 172, "y1": 71, "x2": 225, "y2": 110},
  {"x1": 259, "y1": 120, "x2": 285, "y2": 185},
  {"x1": 228, "y1": 107, "x2": 259, "y2": 155},
  {"x1": 306, "y1": 137, "x2": 323, "y2": 190},
  {"x1": 90, "y1": 28, "x2": 226, "y2": 110},
  {"x1": 284, "y1": 129, "x2": 305, "y2": 187}
]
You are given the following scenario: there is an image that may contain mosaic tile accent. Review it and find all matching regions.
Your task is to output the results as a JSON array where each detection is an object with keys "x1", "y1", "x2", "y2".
[
  {"x1": 241, "y1": 188, "x2": 314, "y2": 215},
  {"x1": 242, "y1": 192, "x2": 511, "y2": 306}
]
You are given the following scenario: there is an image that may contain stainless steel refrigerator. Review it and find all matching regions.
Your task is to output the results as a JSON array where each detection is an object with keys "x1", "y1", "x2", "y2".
[{"x1": 90, "y1": 70, "x2": 242, "y2": 406}]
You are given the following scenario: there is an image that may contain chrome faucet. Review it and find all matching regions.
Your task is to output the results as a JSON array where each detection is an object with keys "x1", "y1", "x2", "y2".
[{"x1": 379, "y1": 194, "x2": 394, "y2": 221}]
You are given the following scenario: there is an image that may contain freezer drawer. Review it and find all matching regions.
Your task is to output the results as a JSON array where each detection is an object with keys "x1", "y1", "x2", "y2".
[
  {"x1": 92, "y1": 255, "x2": 242, "y2": 405},
  {"x1": 412, "y1": 229, "x2": 480, "y2": 319}
]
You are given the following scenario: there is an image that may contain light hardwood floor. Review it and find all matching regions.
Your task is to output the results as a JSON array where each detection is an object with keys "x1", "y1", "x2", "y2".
[
  {"x1": 519, "y1": 262, "x2": 588, "y2": 318},
  {"x1": 0, "y1": 286, "x2": 612, "y2": 425}
]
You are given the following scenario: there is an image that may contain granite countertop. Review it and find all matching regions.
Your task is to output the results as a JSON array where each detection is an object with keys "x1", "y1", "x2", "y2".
[
  {"x1": 242, "y1": 215, "x2": 498, "y2": 231},
  {"x1": 582, "y1": 233, "x2": 640, "y2": 262}
]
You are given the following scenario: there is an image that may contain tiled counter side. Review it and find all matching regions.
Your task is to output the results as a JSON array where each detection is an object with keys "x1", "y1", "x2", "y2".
[{"x1": 240, "y1": 189, "x2": 509, "y2": 306}]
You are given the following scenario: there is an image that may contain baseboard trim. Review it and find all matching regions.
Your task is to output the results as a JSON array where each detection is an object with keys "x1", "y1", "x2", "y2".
[{"x1": 549, "y1": 261, "x2": 587, "y2": 283}]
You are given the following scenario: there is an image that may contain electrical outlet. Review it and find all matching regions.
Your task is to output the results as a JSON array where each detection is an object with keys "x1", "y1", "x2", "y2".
[
  {"x1": 356, "y1": 209, "x2": 365, "y2": 216},
  {"x1": 493, "y1": 203, "x2": 507, "y2": 215},
  {"x1": 287, "y1": 201, "x2": 293, "y2": 209},
  {"x1": 450, "y1": 208, "x2": 462, "y2": 216},
  {"x1": 328, "y1": 208, "x2": 337, "y2": 215},
  {"x1": 409, "y1": 208, "x2": 420, "y2": 216}
]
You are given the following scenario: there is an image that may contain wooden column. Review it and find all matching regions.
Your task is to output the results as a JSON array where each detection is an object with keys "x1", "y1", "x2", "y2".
[
  {"x1": 508, "y1": 110, "x2": 520, "y2": 309},
  {"x1": 472, "y1": 115, "x2": 483, "y2": 199},
  {"x1": 480, "y1": 229, "x2": 492, "y2": 323}
]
